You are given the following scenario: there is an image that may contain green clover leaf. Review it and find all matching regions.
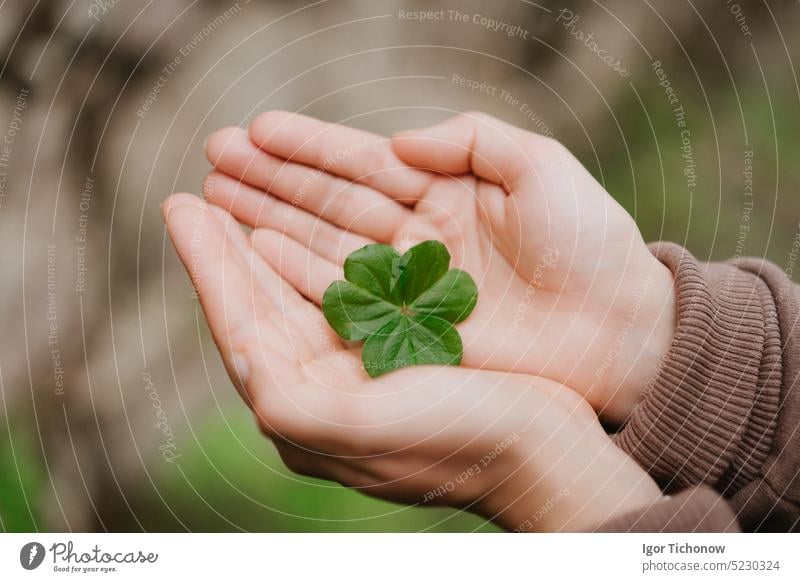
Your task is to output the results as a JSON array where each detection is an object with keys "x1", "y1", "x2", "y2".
[{"x1": 322, "y1": 241, "x2": 478, "y2": 377}]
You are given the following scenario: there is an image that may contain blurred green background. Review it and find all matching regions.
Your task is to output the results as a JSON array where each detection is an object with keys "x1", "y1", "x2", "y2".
[{"x1": 1, "y1": 0, "x2": 798, "y2": 532}]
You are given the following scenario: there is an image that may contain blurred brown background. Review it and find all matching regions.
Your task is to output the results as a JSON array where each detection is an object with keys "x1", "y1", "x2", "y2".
[{"x1": 1, "y1": 0, "x2": 798, "y2": 531}]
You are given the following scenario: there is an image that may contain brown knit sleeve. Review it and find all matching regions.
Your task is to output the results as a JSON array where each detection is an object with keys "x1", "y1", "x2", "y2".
[
  {"x1": 615, "y1": 242, "x2": 800, "y2": 531},
  {"x1": 594, "y1": 487, "x2": 740, "y2": 532}
]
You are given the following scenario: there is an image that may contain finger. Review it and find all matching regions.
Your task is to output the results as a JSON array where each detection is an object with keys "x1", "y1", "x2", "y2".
[
  {"x1": 162, "y1": 194, "x2": 303, "y2": 391},
  {"x1": 249, "y1": 111, "x2": 433, "y2": 204},
  {"x1": 210, "y1": 205, "x2": 348, "y2": 361},
  {"x1": 163, "y1": 193, "x2": 267, "y2": 346},
  {"x1": 392, "y1": 111, "x2": 548, "y2": 193},
  {"x1": 168, "y1": 197, "x2": 341, "y2": 365},
  {"x1": 204, "y1": 203, "x2": 308, "y2": 310},
  {"x1": 250, "y1": 229, "x2": 341, "y2": 305},
  {"x1": 203, "y1": 171, "x2": 374, "y2": 264},
  {"x1": 206, "y1": 127, "x2": 411, "y2": 242}
]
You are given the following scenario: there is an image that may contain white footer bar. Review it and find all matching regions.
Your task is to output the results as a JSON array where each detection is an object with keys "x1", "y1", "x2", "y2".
[{"x1": 1, "y1": 533, "x2": 796, "y2": 580}]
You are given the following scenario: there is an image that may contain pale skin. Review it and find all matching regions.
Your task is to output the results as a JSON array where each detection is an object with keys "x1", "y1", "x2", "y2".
[
  {"x1": 201, "y1": 111, "x2": 676, "y2": 423},
  {"x1": 163, "y1": 111, "x2": 674, "y2": 531}
]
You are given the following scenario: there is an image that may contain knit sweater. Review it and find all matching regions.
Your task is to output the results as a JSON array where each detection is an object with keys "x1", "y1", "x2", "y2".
[{"x1": 597, "y1": 243, "x2": 800, "y2": 532}]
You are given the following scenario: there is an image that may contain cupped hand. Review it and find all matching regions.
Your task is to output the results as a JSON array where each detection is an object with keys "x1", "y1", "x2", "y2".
[
  {"x1": 161, "y1": 194, "x2": 662, "y2": 531},
  {"x1": 202, "y1": 112, "x2": 675, "y2": 422}
]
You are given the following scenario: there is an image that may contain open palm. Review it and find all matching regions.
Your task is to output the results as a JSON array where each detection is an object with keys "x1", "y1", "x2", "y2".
[
  {"x1": 162, "y1": 194, "x2": 660, "y2": 531},
  {"x1": 203, "y1": 112, "x2": 674, "y2": 422}
]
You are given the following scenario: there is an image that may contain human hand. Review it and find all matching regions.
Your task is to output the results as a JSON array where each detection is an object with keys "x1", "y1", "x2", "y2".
[
  {"x1": 161, "y1": 193, "x2": 662, "y2": 531},
  {"x1": 202, "y1": 112, "x2": 675, "y2": 423}
]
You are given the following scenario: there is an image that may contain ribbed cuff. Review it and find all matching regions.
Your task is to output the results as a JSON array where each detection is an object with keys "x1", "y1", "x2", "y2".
[
  {"x1": 594, "y1": 487, "x2": 740, "y2": 532},
  {"x1": 617, "y1": 243, "x2": 781, "y2": 492}
]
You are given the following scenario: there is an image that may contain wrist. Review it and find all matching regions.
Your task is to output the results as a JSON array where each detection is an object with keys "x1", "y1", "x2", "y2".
[
  {"x1": 481, "y1": 420, "x2": 664, "y2": 532},
  {"x1": 606, "y1": 253, "x2": 676, "y2": 423}
]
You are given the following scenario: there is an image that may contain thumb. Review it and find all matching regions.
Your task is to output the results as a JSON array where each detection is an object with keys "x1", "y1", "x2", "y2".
[{"x1": 392, "y1": 112, "x2": 544, "y2": 192}]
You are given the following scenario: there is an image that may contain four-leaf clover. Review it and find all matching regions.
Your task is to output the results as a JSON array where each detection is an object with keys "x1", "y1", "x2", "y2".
[{"x1": 322, "y1": 241, "x2": 478, "y2": 377}]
